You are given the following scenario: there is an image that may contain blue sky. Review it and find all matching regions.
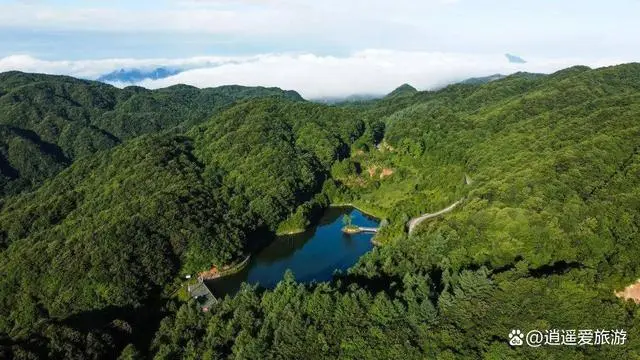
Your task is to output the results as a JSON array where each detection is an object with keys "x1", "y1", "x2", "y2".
[{"x1": 0, "y1": 0, "x2": 638, "y2": 97}]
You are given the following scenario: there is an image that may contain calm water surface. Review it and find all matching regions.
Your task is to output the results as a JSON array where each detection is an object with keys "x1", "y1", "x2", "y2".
[{"x1": 206, "y1": 207, "x2": 379, "y2": 297}]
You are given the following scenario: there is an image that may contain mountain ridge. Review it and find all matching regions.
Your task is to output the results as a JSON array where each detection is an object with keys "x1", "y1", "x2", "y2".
[
  {"x1": 2, "y1": 62, "x2": 640, "y2": 359},
  {"x1": 0, "y1": 71, "x2": 304, "y2": 196},
  {"x1": 97, "y1": 67, "x2": 182, "y2": 83}
]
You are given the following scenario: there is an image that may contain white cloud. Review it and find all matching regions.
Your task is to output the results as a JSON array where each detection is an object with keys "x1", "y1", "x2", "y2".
[
  {"x1": 1, "y1": 1, "x2": 639, "y2": 61},
  {"x1": 0, "y1": 1, "x2": 465, "y2": 37},
  {"x1": 0, "y1": 3, "x2": 285, "y2": 35},
  {"x1": 0, "y1": 54, "x2": 256, "y2": 79},
  {"x1": 137, "y1": 50, "x2": 630, "y2": 98},
  {"x1": 0, "y1": 50, "x2": 630, "y2": 99}
]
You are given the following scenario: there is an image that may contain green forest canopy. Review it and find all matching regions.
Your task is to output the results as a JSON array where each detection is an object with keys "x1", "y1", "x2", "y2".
[
  {"x1": 0, "y1": 71, "x2": 303, "y2": 197},
  {"x1": 1, "y1": 64, "x2": 640, "y2": 359}
]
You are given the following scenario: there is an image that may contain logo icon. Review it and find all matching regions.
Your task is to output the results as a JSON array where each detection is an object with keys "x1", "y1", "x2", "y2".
[{"x1": 509, "y1": 329, "x2": 524, "y2": 346}]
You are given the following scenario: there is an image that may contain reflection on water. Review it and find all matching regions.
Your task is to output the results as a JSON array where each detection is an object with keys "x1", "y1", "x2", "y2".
[{"x1": 206, "y1": 207, "x2": 379, "y2": 298}]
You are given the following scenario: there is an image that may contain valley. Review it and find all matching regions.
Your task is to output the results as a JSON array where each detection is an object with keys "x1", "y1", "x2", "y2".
[{"x1": 1, "y1": 63, "x2": 640, "y2": 359}]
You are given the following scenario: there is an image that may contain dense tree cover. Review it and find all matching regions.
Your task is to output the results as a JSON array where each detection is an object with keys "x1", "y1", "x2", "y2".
[
  {"x1": 343, "y1": 64, "x2": 640, "y2": 268},
  {"x1": 190, "y1": 99, "x2": 365, "y2": 231},
  {"x1": 150, "y1": 266, "x2": 640, "y2": 359},
  {"x1": 150, "y1": 63, "x2": 640, "y2": 359},
  {"x1": 0, "y1": 135, "x2": 253, "y2": 337},
  {"x1": 0, "y1": 71, "x2": 303, "y2": 197},
  {"x1": 276, "y1": 193, "x2": 330, "y2": 235},
  {"x1": 0, "y1": 93, "x2": 364, "y2": 358},
  {"x1": 1, "y1": 63, "x2": 640, "y2": 359}
]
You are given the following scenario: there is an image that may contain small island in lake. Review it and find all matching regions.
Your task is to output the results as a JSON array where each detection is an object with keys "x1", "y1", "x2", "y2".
[{"x1": 341, "y1": 214, "x2": 379, "y2": 234}]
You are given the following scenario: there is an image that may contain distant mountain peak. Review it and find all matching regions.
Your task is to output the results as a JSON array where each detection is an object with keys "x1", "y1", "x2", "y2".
[
  {"x1": 312, "y1": 93, "x2": 382, "y2": 104},
  {"x1": 460, "y1": 74, "x2": 506, "y2": 85},
  {"x1": 97, "y1": 67, "x2": 181, "y2": 83},
  {"x1": 386, "y1": 83, "x2": 418, "y2": 98},
  {"x1": 505, "y1": 53, "x2": 527, "y2": 64}
]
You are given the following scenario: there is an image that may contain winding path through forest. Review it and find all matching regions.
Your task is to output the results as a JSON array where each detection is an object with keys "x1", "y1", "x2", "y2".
[
  {"x1": 406, "y1": 174, "x2": 472, "y2": 234},
  {"x1": 407, "y1": 199, "x2": 463, "y2": 235}
]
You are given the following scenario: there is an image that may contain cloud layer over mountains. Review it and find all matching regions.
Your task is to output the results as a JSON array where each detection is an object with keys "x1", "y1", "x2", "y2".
[{"x1": 0, "y1": 50, "x2": 630, "y2": 99}]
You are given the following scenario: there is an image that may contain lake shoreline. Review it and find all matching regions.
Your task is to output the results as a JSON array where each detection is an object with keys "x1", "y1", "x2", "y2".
[
  {"x1": 205, "y1": 206, "x2": 379, "y2": 298},
  {"x1": 275, "y1": 228, "x2": 307, "y2": 236},
  {"x1": 199, "y1": 255, "x2": 252, "y2": 280},
  {"x1": 328, "y1": 203, "x2": 383, "y2": 221},
  {"x1": 276, "y1": 203, "x2": 383, "y2": 236},
  {"x1": 332, "y1": 204, "x2": 383, "y2": 245},
  {"x1": 202, "y1": 204, "x2": 381, "y2": 286}
]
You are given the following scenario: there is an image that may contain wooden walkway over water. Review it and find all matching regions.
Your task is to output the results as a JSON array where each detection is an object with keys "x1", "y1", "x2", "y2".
[{"x1": 342, "y1": 226, "x2": 379, "y2": 234}]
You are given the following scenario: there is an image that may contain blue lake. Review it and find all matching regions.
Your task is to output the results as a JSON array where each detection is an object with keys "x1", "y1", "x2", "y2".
[{"x1": 206, "y1": 207, "x2": 379, "y2": 297}]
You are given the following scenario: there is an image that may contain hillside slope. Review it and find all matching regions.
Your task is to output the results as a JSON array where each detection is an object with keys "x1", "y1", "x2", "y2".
[
  {"x1": 1, "y1": 64, "x2": 640, "y2": 359},
  {"x1": 0, "y1": 97, "x2": 365, "y2": 357},
  {"x1": 0, "y1": 71, "x2": 302, "y2": 196},
  {"x1": 151, "y1": 64, "x2": 640, "y2": 359}
]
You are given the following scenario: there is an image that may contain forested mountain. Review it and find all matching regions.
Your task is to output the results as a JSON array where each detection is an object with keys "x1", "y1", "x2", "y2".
[
  {"x1": 459, "y1": 73, "x2": 506, "y2": 85},
  {"x1": 0, "y1": 71, "x2": 302, "y2": 197},
  {"x1": 385, "y1": 83, "x2": 418, "y2": 99},
  {"x1": 0, "y1": 95, "x2": 365, "y2": 358},
  {"x1": 312, "y1": 94, "x2": 382, "y2": 105},
  {"x1": 1, "y1": 64, "x2": 640, "y2": 359}
]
